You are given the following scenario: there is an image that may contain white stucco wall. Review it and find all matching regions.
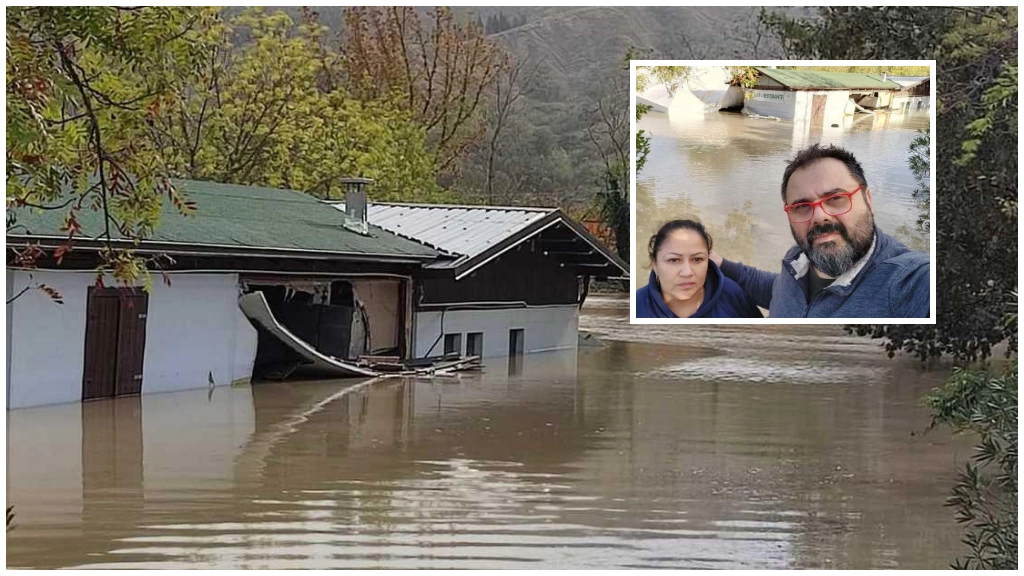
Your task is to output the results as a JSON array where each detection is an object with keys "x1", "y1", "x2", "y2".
[
  {"x1": 7, "y1": 270, "x2": 92, "y2": 408},
  {"x1": 412, "y1": 305, "x2": 579, "y2": 359},
  {"x1": 892, "y1": 95, "x2": 931, "y2": 113},
  {"x1": 6, "y1": 270, "x2": 258, "y2": 409},
  {"x1": 747, "y1": 90, "x2": 853, "y2": 121},
  {"x1": 824, "y1": 91, "x2": 851, "y2": 120},
  {"x1": 142, "y1": 273, "x2": 256, "y2": 394},
  {"x1": 791, "y1": 90, "x2": 851, "y2": 122},
  {"x1": 743, "y1": 89, "x2": 796, "y2": 118}
]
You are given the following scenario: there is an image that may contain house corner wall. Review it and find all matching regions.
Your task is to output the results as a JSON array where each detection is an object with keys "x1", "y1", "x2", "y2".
[
  {"x1": 7, "y1": 270, "x2": 90, "y2": 408},
  {"x1": 413, "y1": 305, "x2": 579, "y2": 359},
  {"x1": 7, "y1": 270, "x2": 251, "y2": 409},
  {"x1": 825, "y1": 90, "x2": 851, "y2": 120}
]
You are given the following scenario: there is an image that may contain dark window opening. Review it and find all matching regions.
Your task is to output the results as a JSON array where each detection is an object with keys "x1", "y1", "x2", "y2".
[
  {"x1": 508, "y1": 329, "x2": 524, "y2": 357},
  {"x1": 467, "y1": 332, "x2": 483, "y2": 357},
  {"x1": 444, "y1": 333, "x2": 462, "y2": 356}
]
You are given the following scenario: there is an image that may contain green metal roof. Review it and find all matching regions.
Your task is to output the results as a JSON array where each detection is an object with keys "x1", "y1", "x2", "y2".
[
  {"x1": 754, "y1": 67, "x2": 903, "y2": 90},
  {"x1": 8, "y1": 179, "x2": 438, "y2": 260}
]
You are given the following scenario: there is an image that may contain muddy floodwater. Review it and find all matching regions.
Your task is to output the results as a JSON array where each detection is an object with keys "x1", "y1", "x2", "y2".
[
  {"x1": 7, "y1": 294, "x2": 966, "y2": 569},
  {"x1": 636, "y1": 110, "x2": 931, "y2": 286}
]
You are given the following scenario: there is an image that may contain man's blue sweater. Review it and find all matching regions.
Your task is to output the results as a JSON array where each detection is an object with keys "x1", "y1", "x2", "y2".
[{"x1": 719, "y1": 228, "x2": 930, "y2": 318}]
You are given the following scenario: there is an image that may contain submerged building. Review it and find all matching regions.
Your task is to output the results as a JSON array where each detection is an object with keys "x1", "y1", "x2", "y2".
[
  {"x1": 743, "y1": 67, "x2": 904, "y2": 121},
  {"x1": 6, "y1": 180, "x2": 626, "y2": 409},
  {"x1": 889, "y1": 76, "x2": 931, "y2": 112},
  {"x1": 636, "y1": 66, "x2": 916, "y2": 122},
  {"x1": 333, "y1": 202, "x2": 627, "y2": 361}
]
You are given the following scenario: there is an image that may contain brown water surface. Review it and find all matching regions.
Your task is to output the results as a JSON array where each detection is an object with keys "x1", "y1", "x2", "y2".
[{"x1": 6, "y1": 294, "x2": 966, "y2": 568}]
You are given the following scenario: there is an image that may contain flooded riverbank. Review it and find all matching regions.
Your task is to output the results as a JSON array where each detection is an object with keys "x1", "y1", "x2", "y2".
[{"x1": 7, "y1": 294, "x2": 966, "y2": 569}]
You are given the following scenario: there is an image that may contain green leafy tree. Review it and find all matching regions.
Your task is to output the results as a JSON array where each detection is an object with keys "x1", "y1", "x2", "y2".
[
  {"x1": 145, "y1": 8, "x2": 444, "y2": 202},
  {"x1": 762, "y1": 8, "x2": 1018, "y2": 568},
  {"x1": 762, "y1": 7, "x2": 1017, "y2": 364},
  {"x1": 726, "y1": 66, "x2": 759, "y2": 99},
  {"x1": 631, "y1": 48, "x2": 655, "y2": 174},
  {"x1": 926, "y1": 305, "x2": 1017, "y2": 569},
  {"x1": 7, "y1": 7, "x2": 214, "y2": 292},
  {"x1": 908, "y1": 132, "x2": 931, "y2": 232}
]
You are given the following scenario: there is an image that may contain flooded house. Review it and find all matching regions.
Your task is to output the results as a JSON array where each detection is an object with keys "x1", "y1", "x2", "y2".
[
  {"x1": 889, "y1": 76, "x2": 931, "y2": 112},
  {"x1": 330, "y1": 201, "x2": 629, "y2": 362},
  {"x1": 5, "y1": 180, "x2": 437, "y2": 409},
  {"x1": 743, "y1": 67, "x2": 904, "y2": 121},
  {"x1": 6, "y1": 180, "x2": 626, "y2": 409}
]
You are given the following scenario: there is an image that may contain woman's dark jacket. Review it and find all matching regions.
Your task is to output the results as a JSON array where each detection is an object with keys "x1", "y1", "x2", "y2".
[{"x1": 636, "y1": 261, "x2": 763, "y2": 318}]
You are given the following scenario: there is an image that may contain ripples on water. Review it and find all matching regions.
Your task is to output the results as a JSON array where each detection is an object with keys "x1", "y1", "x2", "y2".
[{"x1": 7, "y1": 295, "x2": 965, "y2": 569}]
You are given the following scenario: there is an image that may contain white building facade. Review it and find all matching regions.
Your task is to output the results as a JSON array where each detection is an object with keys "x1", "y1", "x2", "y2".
[{"x1": 6, "y1": 269, "x2": 257, "y2": 409}]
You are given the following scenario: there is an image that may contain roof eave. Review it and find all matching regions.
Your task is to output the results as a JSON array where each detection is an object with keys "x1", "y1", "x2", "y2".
[
  {"x1": 5, "y1": 235, "x2": 437, "y2": 264},
  {"x1": 450, "y1": 211, "x2": 629, "y2": 281}
]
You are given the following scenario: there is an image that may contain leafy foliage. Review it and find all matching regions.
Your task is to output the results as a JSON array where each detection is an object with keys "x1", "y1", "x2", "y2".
[
  {"x1": 777, "y1": 65, "x2": 931, "y2": 75},
  {"x1": 926, "y1": 311, "x2": 1017, "y2": 569},
  {"x1": 7, "y1": 7, "x2": 213, "y2": 290},
  {"x1": 645, "y1": 66, "x2": 691, "y2": 96},
  {"x1": 341, "y1": 7, "x2": 505, "y2": 177},
  {"x1": 726, "y1": 66, "x2": 759, "y2": 99},
  {"x1": 597, "y1": 163, "x2": 631, "y2": 263},
  {"x1": 908, "y1": 132, "x2": 931, "y2": 233},
  {"x1": 762, "y1": 7, "x2": 1018, "y2": 363},
  {"x1": 760, "y1": 8, "x2": 956, "y2": 61},
  {"x1": 145, "y1": 8, "x2": 445, "y2": 202},
  {"x1": 630, "y1": 48, "x2": 654, "y2": 176},
  {"x1": 9, "y1": 6, "x2": 514, "y2": 297},
  {"x1": 635, "y1": 102, "x2": 652, "y2": 174}
]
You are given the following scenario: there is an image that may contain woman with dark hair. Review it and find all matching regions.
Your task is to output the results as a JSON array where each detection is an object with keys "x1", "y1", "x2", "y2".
[{"x1": 636, "y1": 219, "x2": 762, "y2": 319}]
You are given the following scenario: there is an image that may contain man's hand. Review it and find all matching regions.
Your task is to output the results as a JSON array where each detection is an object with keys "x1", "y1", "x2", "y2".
[{"x1": 709, "y1": 250, "x2": 723, "y2": 267}]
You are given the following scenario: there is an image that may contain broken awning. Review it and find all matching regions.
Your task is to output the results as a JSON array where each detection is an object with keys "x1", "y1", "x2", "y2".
[{"x1": 239, "y1": 292, "x2": 378, "y2": 378}]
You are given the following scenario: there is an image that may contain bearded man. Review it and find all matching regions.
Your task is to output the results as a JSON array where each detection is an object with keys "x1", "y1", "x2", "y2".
[{"x1": 710, "y1": 144, "x2": 930, "y2": 318}]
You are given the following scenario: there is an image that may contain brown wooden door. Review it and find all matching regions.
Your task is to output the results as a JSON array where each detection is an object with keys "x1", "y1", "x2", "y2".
[
  {"x1": 811, "y1": 95, "x2": 826, "y2": 118},
  {"x1": 115, "y1": 291, "x2": 148, "y2": 396},
  {"x1": 82, "y1": 289, "x2": 120, "y2": 400},
  {"x1": 82, "y1": 287, "x2": 148, "y2": 401}
]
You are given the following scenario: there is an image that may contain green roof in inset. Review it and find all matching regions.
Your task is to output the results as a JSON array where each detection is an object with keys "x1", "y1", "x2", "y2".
[{"x1": 755, "y1": 67, "x2": 904, "y2": 90}]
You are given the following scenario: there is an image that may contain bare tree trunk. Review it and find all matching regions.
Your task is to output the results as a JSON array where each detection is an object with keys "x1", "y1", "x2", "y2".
[{"x1": 484, "y1": 55, "x2": 538, "y2": 204}]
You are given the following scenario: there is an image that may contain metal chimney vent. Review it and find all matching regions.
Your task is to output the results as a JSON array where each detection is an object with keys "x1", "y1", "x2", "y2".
[{"x1": 340, "y1": 177, "x2": 374, "y2": 236}]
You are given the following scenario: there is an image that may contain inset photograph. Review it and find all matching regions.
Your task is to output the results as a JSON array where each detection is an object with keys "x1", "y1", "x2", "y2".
[{"x1": 631, "y1": 62, "x2": 935, "y2": 322}]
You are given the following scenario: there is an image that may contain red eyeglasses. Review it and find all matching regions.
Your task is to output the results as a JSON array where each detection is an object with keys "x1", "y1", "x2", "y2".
[{"x1": 784, "y1": 185, "x2": 864, "y2": 223}]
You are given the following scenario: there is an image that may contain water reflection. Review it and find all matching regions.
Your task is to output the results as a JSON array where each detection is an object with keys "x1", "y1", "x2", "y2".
[
  {"x1": 637, "y1": 110, "x2": 931, "y2": 282},
  {"x1": 8, "y1": 309, "x2": 966, "y2": 568}
]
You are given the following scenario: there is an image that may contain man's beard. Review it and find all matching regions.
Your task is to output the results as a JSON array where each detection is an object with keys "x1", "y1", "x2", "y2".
[{"x1": 792, "y1": 216, "x2": 875, "y2": 278}]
